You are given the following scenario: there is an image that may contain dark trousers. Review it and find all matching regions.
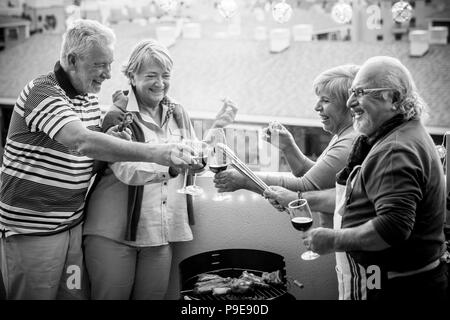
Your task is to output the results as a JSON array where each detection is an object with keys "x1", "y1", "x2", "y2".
[
  {"x1": 0, "y1": 270, "x2": 5, "y2": 300},
  {"x1": 367, "y1": 262, "x2": 448, "y2": 301}
]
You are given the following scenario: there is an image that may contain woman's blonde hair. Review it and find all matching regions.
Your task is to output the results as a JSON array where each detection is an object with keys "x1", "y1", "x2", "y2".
[
  {"x1": 122, "y1": 39, "x2": 173, "y2": 82},
  {"x1": 313, "y1": 64, "x2": 360, "y2": 109}
]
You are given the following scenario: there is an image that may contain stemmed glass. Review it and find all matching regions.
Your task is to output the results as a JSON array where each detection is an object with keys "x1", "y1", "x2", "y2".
[
  {"x1": 206, "y1": 128, "x2": 232, "y2": 201},
  {"x1": 177, "y1": 139, "x2": 208, "y2": 196},
  {"x1": 287, "y1": 198, "x2": 320, "y2": 261}
]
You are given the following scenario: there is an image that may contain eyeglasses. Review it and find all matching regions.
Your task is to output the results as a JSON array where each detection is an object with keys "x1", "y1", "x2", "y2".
[{"x1": 348, "y1": 87, "x2": 396, "y2": 98}]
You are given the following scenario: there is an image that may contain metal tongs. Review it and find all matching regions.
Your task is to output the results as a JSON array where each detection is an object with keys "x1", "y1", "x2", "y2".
[{"x1": 216, "y1": 143, "x2": 269, "y2": 193}]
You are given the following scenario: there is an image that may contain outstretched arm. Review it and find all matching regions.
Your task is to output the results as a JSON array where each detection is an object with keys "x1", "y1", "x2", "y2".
[{"x1": 54, "y1": 120, "x2": 196, "y2": 168}]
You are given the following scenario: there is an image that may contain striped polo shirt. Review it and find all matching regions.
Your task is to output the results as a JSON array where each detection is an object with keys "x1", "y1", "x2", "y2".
[{"x1": 0, "y1": 62, "x2": 101, "y2": 237}]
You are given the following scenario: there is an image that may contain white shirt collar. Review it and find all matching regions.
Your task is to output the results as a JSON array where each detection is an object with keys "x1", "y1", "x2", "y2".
[{"x1": 126, "y1": 86, "x2": 169, "y2": 127}]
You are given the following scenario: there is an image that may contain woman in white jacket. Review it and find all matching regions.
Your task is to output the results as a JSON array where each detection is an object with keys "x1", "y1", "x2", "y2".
[{"x1": 83, "y1": 39, "x2": 237, "y2": 300}]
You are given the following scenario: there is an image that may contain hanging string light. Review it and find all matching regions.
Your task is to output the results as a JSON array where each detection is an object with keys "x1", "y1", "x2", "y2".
[
  {"x1": 217, "y1": 0, "x2": 238, "y2": 19},
  {"x1": 331, "y1": 0, "x2": 353, "y2": 24},
  {"x1": 155, "y1": 0, "x2": 178, "y2": 14},
  {"x1": 272, "y1": 0, "x2": 293, "y2": 24},
  {"x1": 391, "y1": 1, "x2": 414, "y2": 23}
]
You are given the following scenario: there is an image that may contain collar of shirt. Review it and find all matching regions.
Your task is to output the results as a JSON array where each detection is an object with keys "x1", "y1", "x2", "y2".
[
  {"x1": 126, "y1": 86, "x2": 171, "y2": 128},
  {"x1": 54, "y1": 61, "x2": 84, "y2": 100}
]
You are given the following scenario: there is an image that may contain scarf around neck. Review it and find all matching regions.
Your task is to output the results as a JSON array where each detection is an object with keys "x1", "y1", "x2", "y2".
[{"x1": 336, "y1": 114, "x2": 407, "y2": 185}]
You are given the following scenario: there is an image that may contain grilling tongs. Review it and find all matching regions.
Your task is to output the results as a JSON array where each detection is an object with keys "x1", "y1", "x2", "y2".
[{"x1": 216, "y1": 143, "x2": 269, "y2": 193}]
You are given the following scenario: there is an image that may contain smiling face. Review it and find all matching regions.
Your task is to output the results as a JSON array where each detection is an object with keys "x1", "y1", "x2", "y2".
[
  {"x1": 314, "y1": 89, "x2": 351, "y2": 135},
  {"x1": 347, "y1": 64, "x2": 396, "y2": 136},
  {"x1": 131, "y1": 59, "x2": 171, "y2": 109},
  {"x1": 71, "y1": 42, "x2": 114, "y2": 94}
]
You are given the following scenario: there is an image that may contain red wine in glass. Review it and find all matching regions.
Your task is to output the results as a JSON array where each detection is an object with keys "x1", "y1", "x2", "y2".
[
  {"x1": 288, "y1": 199, "x2": 320, "y2": 260},
  {"x1": 194, "y1": 155, "x2": 208, "y2": 169},
  {"x1": 291, "y1": 217, "x2": 313, "y2": 232},
  {"x1": 209, "y1": 164, "x2": 228, "y2": 174},
  {"x1": 206, "y1": 128, "x2": 231, "y2": 201}
]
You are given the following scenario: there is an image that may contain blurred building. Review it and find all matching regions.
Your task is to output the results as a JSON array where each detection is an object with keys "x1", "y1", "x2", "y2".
[
  {"x1": 23, "y1": 0, "x2": 67, "y2": 34},
  {"x1": 351, "y1": 0, "x2": 448, "y2": 43},
  {"x1": 0, "y1": 15, "x2": 30, "y2": 50},
  {"x1": 0, "y1": 0, "x2": 71, "y2": 34},
  {"x1": 0, "y1": 0, "x2": 24, "y2": 16}
]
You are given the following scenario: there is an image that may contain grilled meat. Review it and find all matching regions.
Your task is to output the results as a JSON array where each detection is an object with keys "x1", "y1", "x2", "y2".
[
  {"x1": 230, "y1": 278, "x2": 254, "y2": 294},
  {"x1": 262, "y1": 270, "x2": 283, "y2": 285},
  {"x1": 194, "y1": 274, "x2": 233, "y2": 294},
  {"x1": 197, "y1": 273, "x2": 224, "y2": 282},
  {"x1": 212, "y1": 287, "x2": 232, "y2": 296},
  {"x1": 192, "y1": 270, "x2": 283, "y2": 296},
  {"x1": 239, "y1": 271, "x2": 269, "y2": 287}
]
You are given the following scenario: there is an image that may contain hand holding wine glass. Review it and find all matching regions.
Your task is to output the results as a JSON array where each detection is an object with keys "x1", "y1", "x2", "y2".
[
  {"x1": 186, "y1": 140, "x2": 208, "y2": 196},
  {"x1": 207, "y1": 128, "x2": 232, "y2": 201},
  {"x1": 287, "y1": 198, "x2": 320, "y2": 260},
  {"x1": 176, "y1": 139, "x2": 207, "y2": 195}
]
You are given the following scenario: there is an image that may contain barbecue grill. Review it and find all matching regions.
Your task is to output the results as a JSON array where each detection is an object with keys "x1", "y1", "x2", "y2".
[{"x1": 179, "y1": 249, "x2": 295, "y2": 301}]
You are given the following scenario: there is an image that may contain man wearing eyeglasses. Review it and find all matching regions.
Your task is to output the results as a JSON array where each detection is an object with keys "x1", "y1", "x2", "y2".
[{"x1": 303, "y1": 56, "x2": 448, "y2": 301}]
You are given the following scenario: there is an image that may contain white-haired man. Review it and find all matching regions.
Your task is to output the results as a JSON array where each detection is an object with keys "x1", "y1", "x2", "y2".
[
  {"x1": 0, "y1": 20, "x2": 197, "y2": 300},
  {"x1": 304, "y1": 56, "x2": 448, "y2": 300}
]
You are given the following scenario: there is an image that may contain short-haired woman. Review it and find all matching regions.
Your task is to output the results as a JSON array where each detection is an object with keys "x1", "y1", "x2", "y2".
[
  {"x1": 214, "y1": 64, "x2": 360, "y2": 227},
  {"x1": 83, "y1": 39, "x2": 237, "y2": 300}
]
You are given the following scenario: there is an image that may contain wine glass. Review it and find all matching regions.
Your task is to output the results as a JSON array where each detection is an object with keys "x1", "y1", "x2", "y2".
[
  {"x1": 185, "y1": 140, "x2": 208, "y2": 196},
  {"x1": 287, "y1": 198, "x2": 320, "y2": 261},
  {"x1": 176, "y1": 139, "x2": 191, "y2": 195},
  {"x1": 206, "y1": 128, "x2": 232, "y2": 201},
  {"x1": 177, "y1": 139, "x2": 203, "y2": 195}
]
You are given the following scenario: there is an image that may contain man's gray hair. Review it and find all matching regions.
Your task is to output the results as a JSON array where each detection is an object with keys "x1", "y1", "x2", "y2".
[
  {"x1": 313, "y1": 64, "x2": 360, "y2": 110},
  {"x1": 122, "y1": 39, "x2": 173, "y2": 82},
  {"x1": 60, "y1": 19, "x2": 116, "y2": 68},
  {"x1": 366, "y1": 56, "x2": 427, "y2": 120}
]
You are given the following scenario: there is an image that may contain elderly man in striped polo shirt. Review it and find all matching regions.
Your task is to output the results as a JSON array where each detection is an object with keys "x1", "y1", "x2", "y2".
[{"x1": 0, "y1": 20, "x2": 198, "y2": 300}]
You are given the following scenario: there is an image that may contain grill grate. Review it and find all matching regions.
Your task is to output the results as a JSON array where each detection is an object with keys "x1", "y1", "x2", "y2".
[{"x1": 186, "y1": 286, "x2": 286, "y2": 301}]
